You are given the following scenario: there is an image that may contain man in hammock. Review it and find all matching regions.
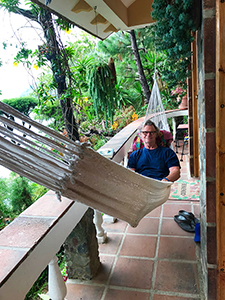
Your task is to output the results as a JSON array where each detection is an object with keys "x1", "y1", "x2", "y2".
[{"x1": 128, "y1": 119, "x2": 180, "y2": 182}]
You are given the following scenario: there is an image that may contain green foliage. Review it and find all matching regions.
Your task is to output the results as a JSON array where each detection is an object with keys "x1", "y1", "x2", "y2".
[
  {"x1": 0, "y1": 177, "x2": 10, "y2": 229},
  {"x1": 0, "y1": 173, "x2": 47, "y2": 232},
  {"x1": 14, "y1": 46, "x2": 33, "y2": 68},
  {"x1": 1, "y1": 96, "x2": 38, "y2": 115},
  {"x1": 8, "y1": 176, "x2": 34, "y2": 215},
  {"x1": 151, "y1": 0, "x2": 196, "y2": 88},
  {"x1": 25, "y1": 268, "x2": 48, "y2": 300},
  {"x1": 97, "y1": 28, "x2": 182, "y2": 109},
  {"x1": 0, "y1": 0, "x2": 20, "y2": 13},
  {"x1": 30, "y1": 182, "x2": 48, "y2": 202},
  {"x1": 87, "y1": 63, "x2": 117, "y2": 124},
  {"x1": 161, "y1": 89, "x2": 179, "y2": 110},
  {"x1": 91, "y1": 135, "x2": 108, "y2": 151}
]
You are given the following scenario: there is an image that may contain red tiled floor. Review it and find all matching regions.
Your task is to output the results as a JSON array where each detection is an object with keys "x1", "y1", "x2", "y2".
[
  {"x1": 158, "y1": 236, "x2": 196, "y2": 260},
  {"x1": 109, "y1": 257, "x2": 154, "y2": 289},
  {"x1": 162, "y1": 203, "x2": 192, "y2": 218},
  {"x1": 119, "y1": 235, "x2": 157, "y2": 257},
  {"x1": 98, "y1": 233, "x2": 123, "y2": 254},
  {"x1": 104, "y1": 288, "x2": 150, "y2": 300},
  {"x1": 92, "y1": 255, "x2": 115, "y2": 283},
  {"x1": 161, "y1": 218, "x2": 194, "y2": 236},
  {"x1": 145, "y1": 206, "x2": 162, "y2": 217},
  {"x1": 103, "y1": 220, "x2": 127, "y2": 233},
  {"x1": 66, "y1": 284, "x2": 105, "y2": 300},
  {"x1": 154, "y1": 261, "x2": 199, "y2": 294},
  {"x1": 127, "y1": 217, "x2": 159, "y2": 234},
  {"x1": 65, "y1": 146, "x2": 202, "y2": 300}
]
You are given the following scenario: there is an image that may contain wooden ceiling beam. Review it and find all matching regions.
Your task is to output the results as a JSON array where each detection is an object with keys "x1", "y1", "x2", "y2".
[
  {"x1": 90, "y1": 13, "x2": 108, "y2": 25},
  {"x1": 104, "y1": 24, "x2": 118, "y2": 33},
  {"x1": 71, "y1": 0, "x2": 93, "y2": 13}
]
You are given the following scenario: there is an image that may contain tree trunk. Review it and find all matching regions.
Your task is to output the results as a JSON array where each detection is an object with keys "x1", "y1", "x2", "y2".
[
  {"x1": 129, "y1": 29, "x2": 151, "y2": 103},
  {"x1": 10, "y1": 5, "x2": 99, "y2": 280},
  {"x1": 38, "y1": 10, "x2": 79, "y2": 141}
]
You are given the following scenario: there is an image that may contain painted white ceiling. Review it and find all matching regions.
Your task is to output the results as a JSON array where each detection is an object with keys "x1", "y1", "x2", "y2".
[{"x1": 31, "y1": 0, "x2": 155, "y2": 40}]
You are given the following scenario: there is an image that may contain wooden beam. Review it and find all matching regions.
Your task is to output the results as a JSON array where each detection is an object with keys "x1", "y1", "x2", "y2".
[
  {"x1": 90, "y1": 13, "x2": 108, "y2": 25},
  {"x1": 191, "y1": 32, "x2": 199, "y2": 177},
  {"x1": 71, "y1": 0, "x2": 93, "y2": 13},
  {"x1": 104, "y1": 24, "x2": 118, "y2": 33},
  {"x1": 216, "y1": 0, "x2": 225, "y2": 299}
]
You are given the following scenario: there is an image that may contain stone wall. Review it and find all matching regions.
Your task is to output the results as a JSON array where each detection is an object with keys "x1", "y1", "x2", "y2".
[
  {"x1": 64, "y1": 208, "x2": 100, "y2": 280},
  {"x1": 197, "y1": 0, "x2": 217, "y2": 299}
]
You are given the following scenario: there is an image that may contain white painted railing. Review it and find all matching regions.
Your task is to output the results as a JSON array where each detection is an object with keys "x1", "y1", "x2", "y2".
[{"x1": 0, "y1": 194, "x2": 88, "y2": 300}]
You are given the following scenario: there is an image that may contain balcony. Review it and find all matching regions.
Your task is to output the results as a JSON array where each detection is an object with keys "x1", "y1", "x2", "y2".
[
  {"x1": 0, "y1": 108, "x2": 202, "y2": 300},
  {"x1": 65, "y1": 138, "x2": 202, "y2": 300}
]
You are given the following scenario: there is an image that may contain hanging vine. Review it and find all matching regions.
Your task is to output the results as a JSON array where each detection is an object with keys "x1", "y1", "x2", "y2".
[
  {"x1": 151, "y1": 0, "x2": 200, "y2": 88},
  {"x1": 87, "y1": 61, "x2": 117, "y2": 125}
]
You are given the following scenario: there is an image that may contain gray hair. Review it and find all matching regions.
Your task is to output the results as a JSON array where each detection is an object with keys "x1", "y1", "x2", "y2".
[{"x1": 140, "y1": 119, "x2": 160, "y2": 136}]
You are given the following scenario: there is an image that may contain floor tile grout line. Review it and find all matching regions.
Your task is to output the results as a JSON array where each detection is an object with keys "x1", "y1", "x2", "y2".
[
  {"x1": 148, "y1": 204, "x2": 164, "y2": 300},
  {"x1": 66, "y1": 280, "x2": 200, "y2": 298},
  {"x1": 115, "y1": 255, "x2": 198, "y2": 264},
  {"x1": 100, "y1": 222, "x2": 129, "y2": 300}
]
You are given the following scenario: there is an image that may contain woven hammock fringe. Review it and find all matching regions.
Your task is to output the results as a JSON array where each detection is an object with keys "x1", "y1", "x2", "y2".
[{"x1": 0, "y1": 102, "x2": 172, "y2": 227}]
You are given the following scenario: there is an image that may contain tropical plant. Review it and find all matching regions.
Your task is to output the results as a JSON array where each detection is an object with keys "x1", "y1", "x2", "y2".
[{"x1": 87, "y1": 62, "x2": 117, "y2": 124}]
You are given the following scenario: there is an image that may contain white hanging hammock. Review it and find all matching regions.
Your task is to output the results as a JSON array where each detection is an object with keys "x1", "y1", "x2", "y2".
[
  {"x1": 0, "y1": 101, "x2": 172, "y2": 227},
  {"x1": 144, "y1": 80, "x2": 171, "y2": 132}
]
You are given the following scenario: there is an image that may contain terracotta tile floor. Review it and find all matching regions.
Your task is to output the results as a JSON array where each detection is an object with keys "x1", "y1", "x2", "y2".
[{"x1": 66, "y1": 142, "x2": 203, "y2": 300}]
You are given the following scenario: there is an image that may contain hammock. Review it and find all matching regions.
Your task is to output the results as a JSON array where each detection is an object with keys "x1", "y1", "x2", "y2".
[
  {"x1": 0, "y1": 101, "x2": 172, "y2": 227},
  {"x1": 129, "y1": 80, "x2": 173, "y2": 155},
  {"x1": 145, "y1": 80, "x2": 171, "y2": 131}
]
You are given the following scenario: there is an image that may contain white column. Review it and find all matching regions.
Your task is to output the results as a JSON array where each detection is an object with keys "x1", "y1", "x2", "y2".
[
  {"x1": 172, "y1": 117, "x2": 177, "y2": 141},
  {"x1": 48, "y1": 255, "x2": 67, "y2": 300},
  {"x1": 103, "y1": 214, "x2": 117, "y2": 224},
  {"x1": 123, "y1": 153, "x2": 128, "y2": 167},
  {"x1": 94, "y1": 210, "x2": 107, "y2": 243}
]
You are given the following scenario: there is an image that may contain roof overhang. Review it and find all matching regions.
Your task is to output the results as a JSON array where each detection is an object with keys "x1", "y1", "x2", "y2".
[{"x1": 31, "y1": 0, "x2": 155, "y2": 40}]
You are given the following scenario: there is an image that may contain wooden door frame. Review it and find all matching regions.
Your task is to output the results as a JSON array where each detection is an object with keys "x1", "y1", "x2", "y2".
[
  {"x1": 191, "y1": 31, "x2": 199, "y2": 178},
  {"x1": 216, "y1": 0, "x2": 225, "y2": 298}
]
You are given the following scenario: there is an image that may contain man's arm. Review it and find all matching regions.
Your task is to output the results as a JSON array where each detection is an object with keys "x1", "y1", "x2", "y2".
[{"x1": 161, "y1": 166, "x2": 180, "y2": 182}]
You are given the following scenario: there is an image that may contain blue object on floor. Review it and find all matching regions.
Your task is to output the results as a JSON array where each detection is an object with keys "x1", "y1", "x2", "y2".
[{"x1": 194, "y1": 222, "x2": 201, "y2": 242}]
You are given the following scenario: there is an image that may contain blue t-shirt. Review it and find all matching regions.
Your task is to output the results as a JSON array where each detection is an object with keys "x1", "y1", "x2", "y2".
[{"x1": 128, "y1": 146, "x2": 180, "y2": 180}]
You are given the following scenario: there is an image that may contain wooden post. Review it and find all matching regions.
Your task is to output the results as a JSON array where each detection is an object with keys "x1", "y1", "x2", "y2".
[
  {"x1": 191, "y1": 32, "x2": 199, "y2": 177},
  {"x1": 216, "y1": 0, "x2": 225, "y2": 298}
]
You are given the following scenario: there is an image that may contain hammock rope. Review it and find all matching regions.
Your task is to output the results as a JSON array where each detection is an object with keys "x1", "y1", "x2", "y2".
[{"x1": 0, "y1": 101, "x2": 172, "y2": 227}]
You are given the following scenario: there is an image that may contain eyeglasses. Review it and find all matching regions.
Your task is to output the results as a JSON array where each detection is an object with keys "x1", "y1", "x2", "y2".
[{"x1": 141, "y1": 131, "x2": 157, "y2": 136}]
